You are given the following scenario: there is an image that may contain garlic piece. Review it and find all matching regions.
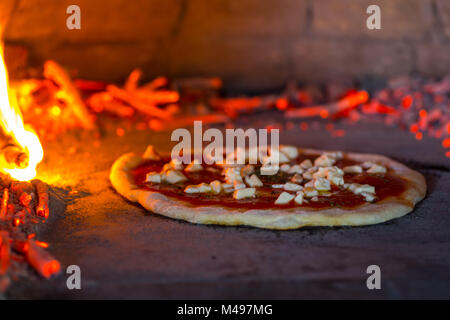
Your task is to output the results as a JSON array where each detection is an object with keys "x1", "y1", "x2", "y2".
[
  {"x1": 300, "y1": 159, "x2": 313, "y2": 169},
  {"x1": 224, "y1": 167, "x2": 243, "y2": 183},
  {"x1": 343, "y1": 165, "x2": 363, "y2": 174},
  {"x1": 361, "y1": 192, "x2": 376, "y2": 202},
  {"x1": 145, "y1": 172, "x2": 161, "y2": 183},
  {"x1": 275, "y1": 192, "x2": 295, "y2": 205},
  {"x1": 184, "y1": 183, "x2": 212, "y2": 194},
  {"x1": 304, "y1": 187, "x2": 319, "y2": 197},
  {"x1": 164, "y1": 170, "x2": 187, "y2": 184},
  {"x1": 260, "y1": 165, "x2": 279, "y2": 176},
  {"x1": 288, "y1": 164, "x2": 303, "y2": 175},
  {"x1": 290, "y1": 174, "x2": 303, "y2": 184},
  {"x1": 294, "y1": 192, "x2": 304, "y2": 205},
  {"x1": 209, "y1": 180, "x2": 222, "y2": 194},
  {"x1": 233, "y1": 188, "x2": 256, "y2": 200},
  {"x1": 314, "y1": 177, "x2": 331, "y2": 191},
  {"x1": 284, "y1": 182, "x2": 303, "y2": 191},
  {"x1": 245, "y1": 174, "x2": 263, "y2": 187},
  {"x1": 185, "y1": 160, "x2": 203, "y2": 172},
  {"x1": 233, "y1": 181, "x2": 247, "y2": 190},
  {"x1": 367, "y1": 164, "x2": 387, "y2": 174},
  {"x1": 348, "y1": 183, "x2": 375, "y2": 195},
  {"x1": 280, "y1": 146, "x2": 299, "y2": 159},
  {"x1": 314, "y1": 154, "x2": 336, "y2": 167}
]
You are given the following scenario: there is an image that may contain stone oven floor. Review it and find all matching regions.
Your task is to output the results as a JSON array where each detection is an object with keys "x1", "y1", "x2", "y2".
[{"x1": 5, "y1": 117, "x2": 450, "y2": 299}]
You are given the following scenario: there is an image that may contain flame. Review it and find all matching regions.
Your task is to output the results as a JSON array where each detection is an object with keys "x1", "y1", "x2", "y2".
[{"x1": 0, "y1": 43, "x2": 43, "y2": 181}]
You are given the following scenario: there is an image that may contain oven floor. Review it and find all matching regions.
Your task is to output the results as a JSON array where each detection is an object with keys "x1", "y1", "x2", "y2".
[{"x1": 6, "y1": 117, "x2": 450, "y2": 299}]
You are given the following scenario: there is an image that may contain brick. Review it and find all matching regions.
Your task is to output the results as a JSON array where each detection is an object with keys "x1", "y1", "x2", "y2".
[
  {"x1": 178, "y1": 0, "x2": 308, "y2": 39},
  {"x1": 312, "y1": 0, "x2": 434, "y2": 39},
  {"x1": 416, "y1": 42, "x2": 450, "y2": 77},
  {"x1": 5, "y1": 0, "x2": 181, "y2": 43},
  {"x1": 436, "y1": 0, "x2": 450, "y2": 37},
  {"x1": 168, "y1": 37, "x2": 290, "y2": 91},
  {"x1": 291, "y1": 38, "x2": 413, "y2": 82}
]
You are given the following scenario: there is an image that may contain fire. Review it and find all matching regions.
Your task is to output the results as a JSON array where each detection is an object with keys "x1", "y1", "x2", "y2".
[{"x1": 0, "y1": 43, "x2": 43, "y2": 181}]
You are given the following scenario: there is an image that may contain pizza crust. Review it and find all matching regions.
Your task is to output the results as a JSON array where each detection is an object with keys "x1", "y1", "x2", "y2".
[{"x1": 110, "y1": 149, "x2": 426, "y2": 230}]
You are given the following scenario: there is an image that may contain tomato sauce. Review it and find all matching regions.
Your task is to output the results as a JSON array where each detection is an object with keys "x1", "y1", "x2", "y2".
[{"x1": 132, "y1": 156, "x2": 407, "y2": 210}]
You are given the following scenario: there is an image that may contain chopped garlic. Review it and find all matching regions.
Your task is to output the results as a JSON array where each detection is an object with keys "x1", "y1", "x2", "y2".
[
  {"x1": 294, "y1": 192, "x2": 304, "y2": 205},
  {"x1": 185, "y1": 160, "x2": 203, "y2": 172},
  {"x1": 280, "y1": 164, "x2": 291, "y2": 172},
  {"x1": 288, "y1": 164, "x2": 303, "y2": 175},
  {"x1": 142, "y1": 145, "x2": 160, "y2": 160},
  {"x1": 280, "y1": 146, "x2": 299, "y2": 159},
  {"x1": 210, "y1": 180, "x2": 222, "y2": 194},
  {"x1": 304, "y1": 187, "x2": 319, "y2": 197},
  {"x1": 272, "y1": 184, "x2": 285, "y2": 189},
  {"x1": 361, "y1": 192, "x2": 376, "y2": 202},
  {"x1": 324, "y1": 151, "x2": 343, "y2": 159},
  {"x1": 300, "y1": 159, "x2": 313, "y2": 169},
  {"x1": 184, "y1": 183, "x2": 212, "y2": 193},
  {"x1": 313, "y1": 167, "x2": 328, "y2": 179},
  {"x1": 303, "y1": 167, "x2": 317, "y2": 180},
  {"x1": 304, "y1": 180, "x2": 315, "y2": 188},
  {"x1": 361, "y1": 161, "x2": 375, "y2": 169},
  {"x1": 145, "y1": 172, "x2": 161, "y2": 183},
  {"x1": 233, "y1": 188, "x2": 256, "y2": 200},
  {"x1": 349, "y1": 183, "x2": 375, "y2": 195},
  {"x1": 314, "y1": 154, "x2": 336, "y2": 167},
  {"x1": 245, "y1": 174, "x2": 263, "y2": 187},
  {"x1": 327, "y1": 170, "x2": 344, "y2": 186},
  {"x1": 284, "y1": 182, "x2": 303, "y2": 191},
  {"x1": 260, "y1": 165, "x2": 279, "y2": 176},
  {"x1": 223, "y1": 187, "x2": 234, "y2": 194},
  {"x1": 224, "y1": 167, "x2": 243, "y2": 183},
  {"x1": 367, "y1": 164, "x2": 387, "y2": 174},
  {"x1": 319, "y1": 191, "x2": 332, "y2": 197},
  {"x1": 314, "y1": 177, "x2": 331, "y2": 191},
  {"x1": 234, "y1": 181, "x2": 246, "y2": 190},
  {"x1": 164, "y1": 170, "x2": 187, "y2": 184},
  {"x1": 343, "y1": 165, "x2": 363, "y2": 174},
  {"x1": 241, "y1": 164, "x2": 255, "y2": 177},
  {"x1": 291, "y1": 174, "x2": 303, "y2": 184},
  {"x1": 275, "y1": 192, "x2": 295, "y2": 205}
]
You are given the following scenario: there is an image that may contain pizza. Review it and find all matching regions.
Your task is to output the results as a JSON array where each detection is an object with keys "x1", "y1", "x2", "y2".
[{"x1": 110, "y1": 145, "x2": 426, "y2": 230}]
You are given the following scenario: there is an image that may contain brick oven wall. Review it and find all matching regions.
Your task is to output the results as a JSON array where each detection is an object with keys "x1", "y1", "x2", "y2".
[{"x1": 2, "y1": 0, "x2": 450, "y2": 91}]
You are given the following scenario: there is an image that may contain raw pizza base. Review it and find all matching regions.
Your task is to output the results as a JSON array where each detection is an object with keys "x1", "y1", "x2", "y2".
[{"x1": 110, "y1": 148, "x2": 426, "y2": 230}]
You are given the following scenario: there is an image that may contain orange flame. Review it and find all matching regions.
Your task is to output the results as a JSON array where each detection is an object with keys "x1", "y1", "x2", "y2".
[{"x1": 0, "y1": 44, "x2": 43, "y2": 181}]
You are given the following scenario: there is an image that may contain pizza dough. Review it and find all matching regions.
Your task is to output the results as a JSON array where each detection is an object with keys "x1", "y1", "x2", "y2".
[{"x1": 110, "y1": 146, "x2": 426, "y2": 230}]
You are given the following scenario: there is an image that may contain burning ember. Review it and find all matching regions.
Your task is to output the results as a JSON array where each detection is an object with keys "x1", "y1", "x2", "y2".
[
  {"x1": 0, "y1": 39, "x2": 58, "y2": 293},
  {"x1": 0, "y1": 44, "x2": 43, "y2": 181}
]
